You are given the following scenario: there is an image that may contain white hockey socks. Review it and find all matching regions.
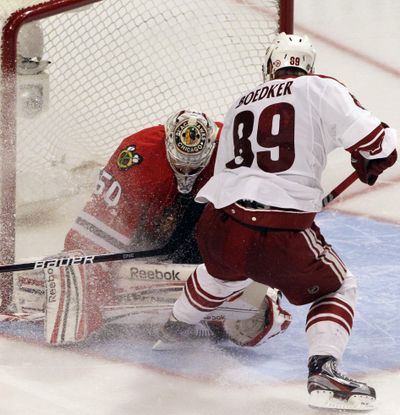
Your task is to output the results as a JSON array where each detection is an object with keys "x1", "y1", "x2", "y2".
[
  {"x1": 172, "y1": 264, "x2": 252, "y2": 324},
  {"x1": 306, "y1": 271, "x2": 357, "y2": 360}
]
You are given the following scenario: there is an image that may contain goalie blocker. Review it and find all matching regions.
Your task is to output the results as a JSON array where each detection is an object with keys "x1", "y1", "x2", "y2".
[{"x1": 39, "y1": 257, "x2": 293, "y2": 346}]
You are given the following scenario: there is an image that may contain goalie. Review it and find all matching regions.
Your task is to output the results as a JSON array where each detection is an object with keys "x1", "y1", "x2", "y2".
[{"x1": 44, "y1": 109, "x2": 292, "y2": 346}]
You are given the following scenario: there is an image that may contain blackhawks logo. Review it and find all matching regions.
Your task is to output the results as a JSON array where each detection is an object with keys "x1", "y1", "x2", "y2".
[
  {"x1": 174, "y1": 120, "x2": 207, "y2": 155},
  {"x1": 117, "y1": 145, "x2": 143, "y2": 171}
]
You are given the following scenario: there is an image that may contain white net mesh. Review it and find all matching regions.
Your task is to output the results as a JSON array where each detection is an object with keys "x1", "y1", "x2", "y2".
[{"x1": 1, "y1": 0, "x2": 281, "y2": 261}]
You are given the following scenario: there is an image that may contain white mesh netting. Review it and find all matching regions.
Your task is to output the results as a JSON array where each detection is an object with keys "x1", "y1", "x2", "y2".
[{"x1": 1, "y1": 0, "x2": 281, "y2": 258}]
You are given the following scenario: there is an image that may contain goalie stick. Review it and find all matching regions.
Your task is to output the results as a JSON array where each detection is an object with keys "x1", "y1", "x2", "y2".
[{"x1": 0, "y1": 172, "x2": 358, "y2": 274}]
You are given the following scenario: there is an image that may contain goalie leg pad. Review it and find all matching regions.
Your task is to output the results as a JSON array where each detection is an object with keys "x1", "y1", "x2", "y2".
[
  {"x1": 45, "y1": 259, "x2": 107, "y2": 345},
  {"x1": 223, "y1": 287, "x2": 292, "y2": 347},
  {"x1": 12, "y1": 270, "x2": 46, "y2": 314}
]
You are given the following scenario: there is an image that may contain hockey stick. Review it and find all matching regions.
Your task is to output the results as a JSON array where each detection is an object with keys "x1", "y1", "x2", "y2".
[
  {"x1": 0, "y1": 245, "x2": 171, "y2": 273},
  {"x1": 321, "y1": 171, "x2": 358, "y2": 207},
  {"x1": 0, "y1": 172, "x2": 358, "y2": 274}
]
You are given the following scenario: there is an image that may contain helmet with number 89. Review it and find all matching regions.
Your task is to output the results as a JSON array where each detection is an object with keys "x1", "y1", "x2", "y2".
[
  {"x1": 262, "y1": 32, "x2": 316, "y2": 82},
  {"x1": 165, "y1": 109, "x2": 218, "y2": 194}
]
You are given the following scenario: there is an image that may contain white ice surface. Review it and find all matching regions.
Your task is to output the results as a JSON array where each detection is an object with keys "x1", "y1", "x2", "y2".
[{"x1": 1, "y1": 1, "x2": 400, "y2": 414}]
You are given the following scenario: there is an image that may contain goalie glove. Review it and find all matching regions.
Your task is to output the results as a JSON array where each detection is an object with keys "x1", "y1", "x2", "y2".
[{"x1": 223, "y1": 288, "x2": 292, "y2": 347}]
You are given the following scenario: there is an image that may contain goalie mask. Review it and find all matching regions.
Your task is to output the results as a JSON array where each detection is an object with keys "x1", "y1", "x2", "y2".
[
  {"x1": 262, "y1": 32, "x2": 316, "y2": 81},
  {"x1": 165, "y1": 109, "x2": 218, "y2": 194}
]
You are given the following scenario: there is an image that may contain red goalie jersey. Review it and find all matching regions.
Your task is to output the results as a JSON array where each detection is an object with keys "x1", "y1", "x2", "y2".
[{"x1": 64, "y1": 123, "x2": 221, "y2": 262}]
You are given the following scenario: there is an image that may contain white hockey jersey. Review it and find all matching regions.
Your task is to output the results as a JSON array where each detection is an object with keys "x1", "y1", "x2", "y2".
[{"x1": 196, "y1": 75, "x2": 397, "y2": 212}]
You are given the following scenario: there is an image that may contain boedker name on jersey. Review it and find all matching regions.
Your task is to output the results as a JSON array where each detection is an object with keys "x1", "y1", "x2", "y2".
[{"x1": 235, "y1": 80, "x2": 293, "y2": 108}]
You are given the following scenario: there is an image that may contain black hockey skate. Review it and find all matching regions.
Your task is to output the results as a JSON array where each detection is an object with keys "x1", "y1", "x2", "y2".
[
  {"x1": 307, "y1": 355, "x2": 376, "y2": 411},
  {"x1": 152, "y1": 314, "x2": 225, "y2": 351}
]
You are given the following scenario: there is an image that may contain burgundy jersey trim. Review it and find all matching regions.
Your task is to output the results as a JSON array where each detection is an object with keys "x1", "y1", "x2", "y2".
[
  {"x1": 346, "y1": 124, "x2": 384, "y2": 153},
  {"x1": 301, "y1": 229, "x2": 346, "y2": 283},
  {"x1": 223, "y1": 204, "x2": 316, "y2": 230}
]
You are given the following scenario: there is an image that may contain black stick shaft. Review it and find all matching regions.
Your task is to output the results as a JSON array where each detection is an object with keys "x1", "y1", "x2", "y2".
[{"x1": 0, "y1": 246, "x2": 169, "y2": 273}]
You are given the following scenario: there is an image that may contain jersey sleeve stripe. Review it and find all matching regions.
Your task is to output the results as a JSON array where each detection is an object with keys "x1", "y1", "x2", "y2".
[{"x1": 346, "y1": 124, "x2": 384, "y2": 153}]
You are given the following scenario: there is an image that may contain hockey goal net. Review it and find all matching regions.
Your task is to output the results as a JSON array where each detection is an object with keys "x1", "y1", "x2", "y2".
[{"x1": 0, "y1": 0, "x2": 293, "y2": 311}]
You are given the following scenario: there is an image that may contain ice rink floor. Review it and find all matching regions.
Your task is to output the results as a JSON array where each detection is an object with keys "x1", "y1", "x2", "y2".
[
  {"x1": 1, "y1": 212, "x2": 399, "y2": 415},
  {"x1": 1, "y1": 1, "x2": 400, "y2": 414}
]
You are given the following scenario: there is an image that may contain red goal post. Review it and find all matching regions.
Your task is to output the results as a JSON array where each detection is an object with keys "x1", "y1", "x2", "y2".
[{"x1": 0, "y1": 0, "x2": 293, "y2": 311}]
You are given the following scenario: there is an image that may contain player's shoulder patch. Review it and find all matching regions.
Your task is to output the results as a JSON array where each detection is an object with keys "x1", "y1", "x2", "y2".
[{"x1": 117, "y1": 144, "x2": 143, "y2": 171}]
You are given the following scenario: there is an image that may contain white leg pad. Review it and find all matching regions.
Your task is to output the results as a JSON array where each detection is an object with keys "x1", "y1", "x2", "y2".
[{"x1": 45, "y1": 265, "x2": 89, "y2": 345}]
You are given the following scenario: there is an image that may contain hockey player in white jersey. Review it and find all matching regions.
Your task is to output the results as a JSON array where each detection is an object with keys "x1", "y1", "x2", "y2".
[{"x1": 155, "y1": 33, "x2": 398, "y2": 411}]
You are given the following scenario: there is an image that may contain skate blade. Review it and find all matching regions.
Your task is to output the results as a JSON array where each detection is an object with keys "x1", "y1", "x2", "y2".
[
  {"x1": 152, "y1": 339, "x2": 180, "y2": 351},
  {"x1": 152, "y1": 335, "x2": 218, "y2": 351},
  {"x1": 309, "y1": 390, "x2": 376, "y2": 412}
]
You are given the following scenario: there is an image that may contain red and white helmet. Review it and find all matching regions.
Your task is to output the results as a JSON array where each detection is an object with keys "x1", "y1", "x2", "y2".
[
  {"x1": 262, "y1": 32, "x2": 316, "y2": 81},
  {"x1": 165, "y1": 109, "x2": 218, "y2": 194}
]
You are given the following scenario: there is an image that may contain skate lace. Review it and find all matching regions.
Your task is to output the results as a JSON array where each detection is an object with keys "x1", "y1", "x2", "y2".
[{"x1": 330, "y1": 360, "x2": 358, "y2": 384}]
